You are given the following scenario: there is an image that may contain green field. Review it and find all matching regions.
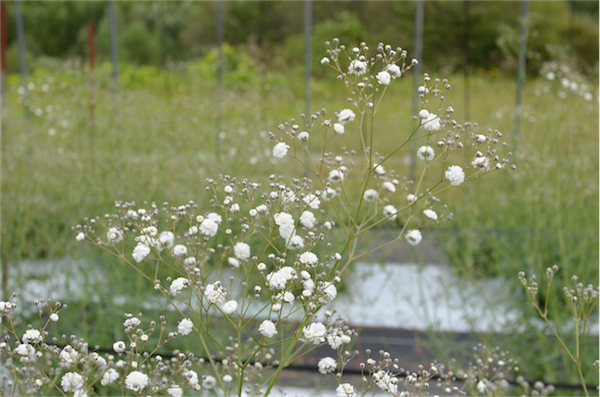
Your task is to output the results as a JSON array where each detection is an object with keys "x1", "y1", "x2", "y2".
[{"x1": 1, "y1": 60, "x2": 598, "y2": 388}]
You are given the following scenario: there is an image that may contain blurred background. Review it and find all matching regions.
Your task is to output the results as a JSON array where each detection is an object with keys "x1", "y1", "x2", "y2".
[{"x1": 1, "y1": 1, "x2": 598, "y2": 394}]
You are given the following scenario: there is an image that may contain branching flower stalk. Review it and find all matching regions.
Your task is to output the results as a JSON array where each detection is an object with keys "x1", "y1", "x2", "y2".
[
  {"x1": 519, "y1": 266, "x2": 599, "y2": 397},
  {"x1": 0, "y1": 39, "x2": 516, "y2": 397}
]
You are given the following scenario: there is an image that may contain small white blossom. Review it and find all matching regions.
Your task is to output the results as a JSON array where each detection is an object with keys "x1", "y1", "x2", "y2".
[
  {"x1": 228, "y1": 257, "x2": 240, "y2": 268},
  {"x1": 333, "y1": 123, "x2": 345, "y2": 134},
  {"x1": 417, "y1": 145, "x2": 435, "y2": 161},
  {"x1": 298, "y1": 131, "x2": 309, "y2": 140},
  {"x1": 445, "y1": 165, "x2": 465, "y2": 186},
  {"x1": 328, "y1": 169, "x2": 344, "y2": 183},
  {"x1": 167, "y1": 384, "x2": 183, "y2": 397},
  {"x1": 405, "y1": 230, "x2": 422, "y2": 246},
  {"x1": 222, "y1": 300, "x2": 238, "y2": 315},
  {"x1": 336, "y1": 383, "x2": 356, "y2": 397},
  {"x1": 204, "y1": 282, "x2": 227, "y2": 304},
  {"x1": 386, "y1": 64, "x2": 401, "y2": 78},
  {"x1": 383, "y1": 181, "x2": 396, "y2": 193},
  {"x1": 337, "y1": 109, "x2": 356, "y2": 124},
  {"x1": 234, "y1": 242, "x2": 251, "y2": 261},
  {"x1": 373, "y1": 163, "x2": 385, "y2": 174},
  {"x1": 348, "y1": 60, "x2": 367, "y2": 75},
  {"x1": 157, "y1": 231, "x2": 174, "y2": 250},
  {"x1": 475, "y1": 134, "x2": 487, "y2": 143},
  {"x1": 113, "y1": 341, "x2": 126, "y2": 353},
  {"x1": 299, "y1": 251, "x2": 319, "y2": 265},
  {"x1": 321, "y1": 57, "x2": 330, "y2": 65},
  {"x1": 363, "y1": 189, "x2": 378, "y2": 202},
  {"x1": 49, "y1": 313, "x2": 59, "y2": 322},
  {"x1": 383, "y1": 205, "x2": 398, "y2": 221},
  {"x1": 376, "y1": 71, "x2": 391, "y2": 85},
  {"x1": 106, "y1": 227, "x2": 123, "y2": 243},
  {"x1": 123, "y1": 317, "x2": 141, "y2": 328},
  {"x1": 422, "y1": 113, "x2": 441, "y2": 131},
  {"x1": 132, "y1": 243, "x2": 151, "y2": 263},
  {"x1": 22, "y1": 329, "x2": 42, "y2": 344},
  {"x1": 407, "y1": 194, "x2": 417, "y2": 204},
  {"x1": 258, "y1": 320, "x2": 277, "y2": 338},
  {"x1": 178, "y1": 318, "x2": 194, "y2": 336},
  {"x1": 202, "y1": 375, "x2": 217, "y2": 389},
  {"x1": 125, "y1": 371, "x2": 149, "y2": 392},
  {"x1": 423, "y1": 209, "x2": 438, "y2": 220},
  {"x1": 303, "y1": 322, "x2": 327, "y2": 343},
  {"x1": 300, "y1": 211, "x2": 317, "y2": 228},
  {"x1": 288, "y1": 234, "x2": 304, "y2": 250},
  {"x1": 318, "y1": 357, "x2": 337, "y2": 374},
  {"x1": 199, "y1": 219, "x2": 218, "y2": 237},
  {"x1": 273, "y1": 142, "x2": 290, "y2": 159},
  {"x1": 61, "y1": 372, "x2": 84, "y2": 392},
  {"x1": 102, "y1": 368, "x2": 119, "y2": 385},
  {"x1": 170, "y1": 278, "x2": 189, "y2": 295},
  {"x1": 418, "y1": 109, "x2": 430, "y2": 119},
  {"x1": 303, "y1": 194, "x2": 321, "y2": 209},
  {"x1": 472, "y1": 156, "x2": 490, "y2": 170},
  {"x1": 173, "y1": 244, "x2": 188, "y2": 257},
  {"x1": 206, "y1": 212, "x2": 222, "y2": 225},
  {"x1": 75, "y1": 232, "x2": 85, "y2": 241},
  {"x1": 323, "y1": 284, "x2": 337, "y2": 300}
]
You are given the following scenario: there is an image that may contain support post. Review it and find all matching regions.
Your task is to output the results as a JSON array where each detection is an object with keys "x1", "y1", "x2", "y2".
[{"x1": 88, "y1": 20, "x2": 96, "y2": 124}]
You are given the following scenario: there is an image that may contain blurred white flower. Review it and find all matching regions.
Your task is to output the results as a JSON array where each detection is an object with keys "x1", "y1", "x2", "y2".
[
  {"x1": 125, "y1": 371, "x2": 149, "y2": 392},
  {"x1": 417, "y1": 145, "x2": 435, "y2": 161},
  {"x1": 423, "y1": 209, "x2": 438, "y2": 220},
  {"x1": 445, "y1": 165, "x2": 465, "y2": 186},
  {"x1": 178, "y1": 318, "x2": 193, "y2": 336},
  {"x1": 376, "y1": 71, "x2": 391, "y2": 85},
  {"x1": 273, "y1": 142, "x2": 290, "y2": 159},
  {"x1": 405, "y1": 230, "x2": 422, "y2": 246},
  {"x1": 258, "y1": 320, "x2": 277, "y2": 338}
]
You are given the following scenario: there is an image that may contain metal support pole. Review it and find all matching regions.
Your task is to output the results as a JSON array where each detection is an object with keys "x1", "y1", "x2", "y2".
[
  {"x1": 216, "y1": 0, "x2": 224, "y2": 159},
  {"x1": 514, "y1": 0, "x2": 528, "y2": 150},
  {"x1": 410, "y1": 0, "x2": 424, "y2": 182},
  {"x1": 14, "y1": 0, "x2": 28, "y2": 119},
  {"x1": 108, "y1": 0, "x2": 119, "y2": 92},
  {"x1": 88, "y1": 21, "x2": 96, "y2": 125}
]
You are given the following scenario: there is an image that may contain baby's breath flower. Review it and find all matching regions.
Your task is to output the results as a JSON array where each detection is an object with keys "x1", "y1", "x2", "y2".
[
  {"x1": 328, "y1": 169, "x2": 344, "y2": 183},
  {"x1": 132, "y1": 243, "x2": 151, "y2": 263},
  {"x1": 323, "y1": 284, "x2": 337, "y2": 300},
  {"x1": 157, "y1": 231, "x2": 174, "y2": 250},
  {"x1": 333, "y1": 123, "x2": 345, "y2": 134},
  {"x1": 102, "y1": 368, "x2": 119, "y2": 385},
  {"x1": 300, "y1": 251, "x2": 319, "y2": 265},
  {"x1": 383, "y1": 182, "x2": 396, "y2": 193},
  {"x1": 376, "y1": 71, "x2": 391, "y2": 85},
  {"x1": 318, "y1": 357, "x2": 337, "y2": 374},
  {"x1": 418, "y1": 109, "x2": 430, "y2": 119},
  {"x1": 107, "y1": 227, "x2": 123, "y2": 243},
  {"x1": 75, "y1": 232, "x2": 85, "y2": 241},
  {"x1": 167, "y1": 384, "x2": 183, "y2": 397},
  {"x1": 405, "y1": 229, "x2": 422, "y2": 246},
  {"x1": 383, "y1": 205, "x2": 398, "y2": 220},
  {"x1": 228, "y1": 257, "x2": 240, "y2": 268},
  {"x1": 204, "y1": 282, "x2": 227, "y2": 304},
  {"x1": 113, "y1": 341, "x2": 126, "y2": 353},
  {"x1": 199, "y1": 219, "x2": 218, "y2": 237},
  {"x1": 222, "y1": 300, "x2": 238, "y2": 315},
  {"x1": 202, "y1": 376, "x2": 217, "y2": 389},
  {"x1": 336, "y1": 383, "x2": 356, "y2": 397},
  {"x1": 445, "y1": 165, "x2": 465, "y2": 186},
  {"x1": 22, "y1": 329, "x2": 42, "y2": 344},
  {"x1": 337, "y1": 109, "x2": 356, "y2": 124},
  {"x1": 49, "y1": 313, "x2": 59, "y2": 322},
  {"x1": 475, "y1": 134, "x2": 487, "y2": 143},
  {"x1": 423, "y1": 209, "x2": 438, "y2": 220},
  {"x1": 178, "y1": 318, "x2": 194, "y2": 336},
  {"x1": 170, "y1": 278, "x2": 189, "y2": 295},
  {"x1": 258, "y1": 320, "x2": 277, "y2": 338},
  {"x1": 125, "y1": 371, "x2": 149, "y2": 392},
  {"x1": 422, "y1": 113, "x2": 441, "y2": 131},
  {"x1": 206, "y1": 212, "x2": 222, "y2": 225},
  {"x1": 363, "y1": 189, "x2": 378, "y2": 202},
  {"x1": 233, "y1": 242, "x2": 251, "y2": 261},
  {"x1": 321, "y1": 57, "x2": 330, "y2": 65},
  {"x1": 471, "y1": 156, "x2": 490, "y2": 170},
  {"x1": 300, "y1": 211, "x2": 317, "y2": 228},
  {"x1": 407, "y1": 194, "x2": 417, "y2": 204},
  {"x1": 303, "y1": 322, "x2": 327, "y2": 343},
  {"x1": 386, "y1": 64, "x2": 401, "y2": 78},
  {"x1": 373, "y1": 163, "x2": 385, "y2": 175},
  {"x1": 173, "y1": 244, "x2": 188, "y2": 257},
  {"x1": 61, "y1": 372, "x2": 84, "y2": 392},
  {"x1": 417, "y1": 145, "x2": 435, "y2": 161},
  {"x1": 303, "y1": 194, "x2": 321, "y2": 209},
  {"x1": 289, "y1": 235, "x2": 304, "y2": 249},
  {"x1": 298, "y1": 131, "x2": 309, "y2": 140},
  {"x1": 273, "y1": 142, "x2": 290, "y2": 159},
  {"x1": 348, "y1": 60, "x2": 367, "y2": 76}
]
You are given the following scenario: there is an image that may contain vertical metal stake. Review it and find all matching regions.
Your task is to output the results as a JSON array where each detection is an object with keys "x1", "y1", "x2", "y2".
[
  {"x1": 14, "y1": 0, "x2": 28, "y2": 119},
  {"x1": 514, "y1": 0, "x2": 529, "y2": 151},
  {"x1": 411, "y1": 0, "x2": 424, "y2": 182},
  {"x1": 463, "y1": 0, "x2": 471, "y2": 122},
  {"x1": 216, "y1": 0, "x2": 224, "y2": 160}
]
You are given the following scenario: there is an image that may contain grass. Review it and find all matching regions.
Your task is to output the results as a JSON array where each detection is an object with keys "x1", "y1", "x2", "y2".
[{"x1": 1, "y1": 60, "x2": 598, "y2": 387}]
